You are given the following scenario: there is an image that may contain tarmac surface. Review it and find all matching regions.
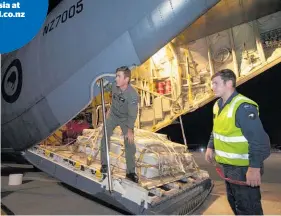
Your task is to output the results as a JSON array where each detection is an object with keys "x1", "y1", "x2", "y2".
[
  {"x1": 1, "y1": 152, "x2": 281, "y2": 215},
  {"x1": 192, "y1": 152, "x2": 281, "y2": 215}
]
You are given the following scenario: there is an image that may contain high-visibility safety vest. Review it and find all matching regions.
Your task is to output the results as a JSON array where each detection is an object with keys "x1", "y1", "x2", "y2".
[{"x1": 213, "y1": 94, "x2": 259, "y2": 166}]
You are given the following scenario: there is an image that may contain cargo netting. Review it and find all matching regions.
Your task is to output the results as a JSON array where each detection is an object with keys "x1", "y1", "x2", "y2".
[{"x1": 43, "y1": 125, "x2": 200, "y2": 179}]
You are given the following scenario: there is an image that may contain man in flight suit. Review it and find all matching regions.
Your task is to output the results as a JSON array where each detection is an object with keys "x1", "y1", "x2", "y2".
[
  {"x1": 100, "y1": 66, "x2": 139, "y2": 183},
  {"x1": 205, "y1": 69, "x2": 270, "y2": 215}
]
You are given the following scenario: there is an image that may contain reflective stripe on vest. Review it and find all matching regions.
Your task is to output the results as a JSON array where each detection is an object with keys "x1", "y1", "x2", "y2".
[
  {"x1": 227, "y1": 96, "x2": 250, "y2": 117},
  {"x1": 213, "y1": 132, "x2": 247, "y2": 142},
  {"x1": 215, "y1": 149, "x2": 249, "y2": 160}
]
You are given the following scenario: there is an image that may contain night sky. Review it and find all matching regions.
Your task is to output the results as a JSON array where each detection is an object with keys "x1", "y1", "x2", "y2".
[{"x1": 159, "y1": 62, "x2": 281, "y2": 150}]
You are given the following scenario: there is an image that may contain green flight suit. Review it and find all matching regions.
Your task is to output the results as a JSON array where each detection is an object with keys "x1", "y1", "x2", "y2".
[{"x1": 100, "y1": 82, "x2": 139, "y2": 174}]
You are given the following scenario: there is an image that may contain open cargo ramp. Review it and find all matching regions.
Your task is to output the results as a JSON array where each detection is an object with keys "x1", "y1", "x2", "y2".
[{"x1": 25, "y1": 124, "x2": 213, "y2": 215}]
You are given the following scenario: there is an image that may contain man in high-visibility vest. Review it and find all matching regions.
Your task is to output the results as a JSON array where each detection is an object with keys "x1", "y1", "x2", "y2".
[{"x1": 205, "y1": 69, "x2": 270, "y2": 215}]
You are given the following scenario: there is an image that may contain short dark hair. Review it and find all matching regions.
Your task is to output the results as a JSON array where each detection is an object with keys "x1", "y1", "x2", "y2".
[
  {"x1": 116, "y1": 66, "x2": 131, "y2": 82},
  {"x1": 211, "y1": 69, "x2": 236, "y2": 88}
]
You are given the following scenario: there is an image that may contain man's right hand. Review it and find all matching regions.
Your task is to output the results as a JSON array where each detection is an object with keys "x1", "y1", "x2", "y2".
[{"x1": 205, "y1": 148, "x2": 214, "y2": 164}]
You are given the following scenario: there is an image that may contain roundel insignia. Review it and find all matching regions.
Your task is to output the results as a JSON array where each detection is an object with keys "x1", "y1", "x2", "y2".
[{"x1": 1, "y1": 59, "x2": 23, "y2": 103}]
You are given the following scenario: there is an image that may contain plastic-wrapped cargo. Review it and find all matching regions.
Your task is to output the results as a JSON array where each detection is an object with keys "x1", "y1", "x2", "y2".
[{"x1": 74, "y1": 126, "x2": 194, "y2": 179}]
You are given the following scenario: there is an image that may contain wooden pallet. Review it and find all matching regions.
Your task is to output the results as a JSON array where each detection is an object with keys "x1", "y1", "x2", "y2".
[{"x1": 39, "y1": 145, "x2": 197, "y2": 190}]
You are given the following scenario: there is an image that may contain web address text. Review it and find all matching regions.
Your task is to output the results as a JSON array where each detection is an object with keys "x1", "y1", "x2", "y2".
[{"x1": 0, "y1": 11, "x2": 25, "y2": 18}]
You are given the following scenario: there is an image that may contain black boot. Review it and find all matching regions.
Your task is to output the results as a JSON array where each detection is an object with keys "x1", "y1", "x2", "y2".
[
  {"x1": 100, "y1": 165, "x2": 107, "y2": 173},
  {"x1": 126, "y1": 173, "x2": 139, "y2": 183}
]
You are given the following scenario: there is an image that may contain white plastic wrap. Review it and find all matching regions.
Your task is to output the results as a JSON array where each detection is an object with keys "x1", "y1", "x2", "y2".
[{"x1": 74, "y1": 126, "x2": 194, "y2": 179}]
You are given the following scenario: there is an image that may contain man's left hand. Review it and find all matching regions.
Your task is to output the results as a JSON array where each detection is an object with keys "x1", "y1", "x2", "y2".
[
  {"x1": 246, "y1": 167, "x2": 261, "y2": 187},
  {"x1": 126, "y1": 128, "x2": 134, "y2": 144}
]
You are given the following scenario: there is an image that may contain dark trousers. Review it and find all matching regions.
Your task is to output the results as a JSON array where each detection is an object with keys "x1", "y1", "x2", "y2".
[
  {"x1": 100, "y1": 114, "x2": 136, "y2": 174},
  {"x1": 222, "y1": 164, "x2": 264, "y2": 215}
]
